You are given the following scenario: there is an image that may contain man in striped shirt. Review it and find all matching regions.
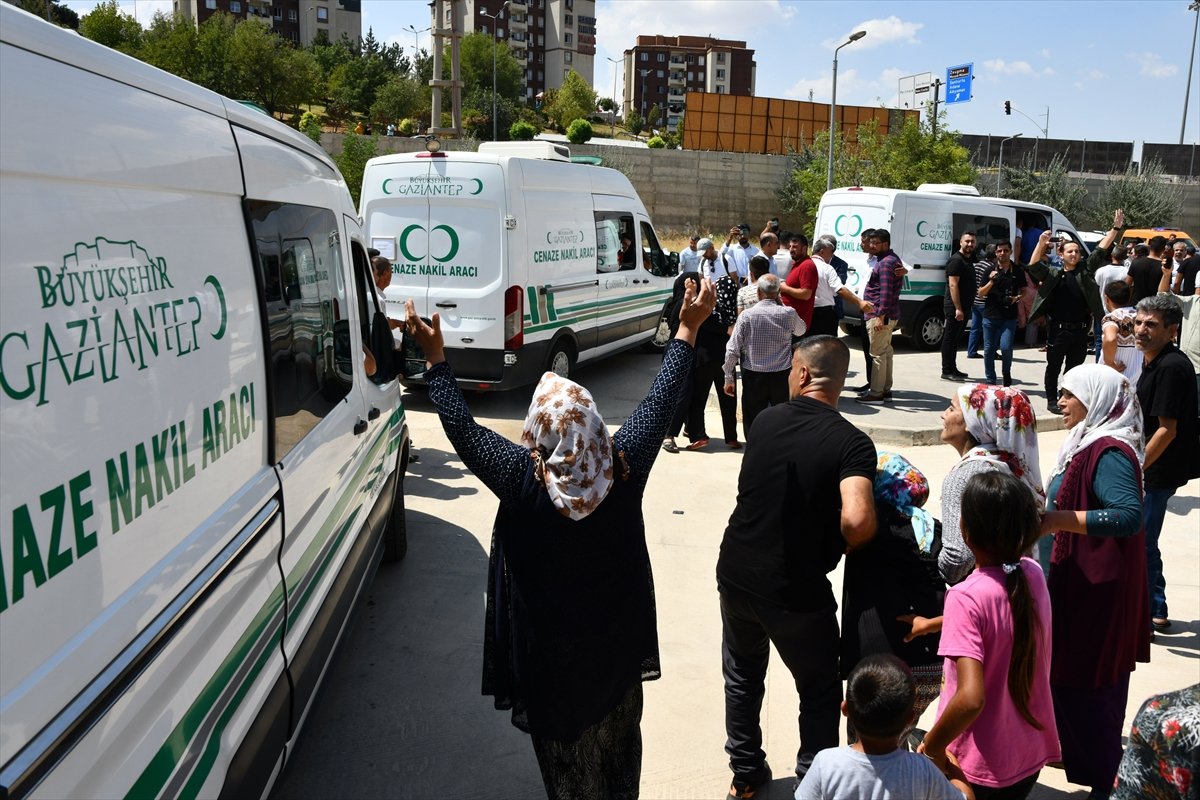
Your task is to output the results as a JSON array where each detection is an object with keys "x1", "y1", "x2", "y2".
[{"x1": 724, "y1": 274, "x2": 808, "y2": 437}]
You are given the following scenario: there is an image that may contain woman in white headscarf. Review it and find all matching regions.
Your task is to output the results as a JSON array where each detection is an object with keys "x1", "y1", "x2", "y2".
[
  {"x1": 404, "y1": 281, "x2": 715, "y2": 800},
  {"x1": 1039, "y1": 363, "x2": 1150, "y2": 799},
  {"x1": 937, "y1": 384, "x2": 1043, "y2": 585}
]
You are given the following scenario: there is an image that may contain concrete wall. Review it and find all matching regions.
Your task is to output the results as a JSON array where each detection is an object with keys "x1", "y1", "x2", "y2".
[{"x1": 325, "y1": 133, "x2": 1200, "y2": 235}]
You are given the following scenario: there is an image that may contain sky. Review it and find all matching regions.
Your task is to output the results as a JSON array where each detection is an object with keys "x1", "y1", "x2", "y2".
[{"x1": 65, "y1": 0, "x2": 1200, "y2": 147}]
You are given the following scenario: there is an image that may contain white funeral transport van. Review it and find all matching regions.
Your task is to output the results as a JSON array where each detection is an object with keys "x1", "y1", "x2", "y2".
[
  {"x1": 360, "y1": 141, "x2": 679, "y2": 389},
  {"x1": 0, "y1": 6, "x2": 410, "y2": 799},
  {"x1": 815, "y1": 184, "x2": 1084, "y2": 349}
]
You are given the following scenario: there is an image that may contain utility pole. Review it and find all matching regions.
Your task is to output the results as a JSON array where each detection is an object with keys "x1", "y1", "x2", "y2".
[
  {"x1": 929, "y1": 79, "x2": 942, "y2": 136},
  {"x1": 1182, "y1": 1, "x2": 1200, "y2": 144}
]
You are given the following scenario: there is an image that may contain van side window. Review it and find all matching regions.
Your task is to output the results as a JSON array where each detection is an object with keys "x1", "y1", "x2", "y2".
[
  {"x1": 640, "y1": 221, "x2": 670, "y2": 276},
  {"x1": 595, "y1": 212, "x2": 636, "y2": 273},
  {"x1": 351, "y1": 239, "x2": 394, "y2": 386},
  {"x1": 952, "y1": 213, "x2": 1010, "y2": 252},
  {"x1": 247, "y1": 200, "x2": 352, "y2": 461}
]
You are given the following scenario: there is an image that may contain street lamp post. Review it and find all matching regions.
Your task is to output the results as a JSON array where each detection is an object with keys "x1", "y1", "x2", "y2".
[
  {"x1": 1181, "y1": 1, "x2": 1200, "y2": 144},
  {"x1": 480, "y1": 1, "x2": 510, "y2": 141},
  {"x1": 404, "y1": 24, "x2": 431, "y2": 77},
  {"x1": 997, "y1": 133, "x2": 1022, "y2": 195},
  {"x1": 827, "y1": 30, "x2": 867, "y2": 192},
  {"x1": 607, "y1": 56, "x2": 621, "y2": 133}
]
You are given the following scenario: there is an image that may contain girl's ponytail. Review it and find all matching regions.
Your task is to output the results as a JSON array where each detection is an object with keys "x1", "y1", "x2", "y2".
[{"x1": 1004, "y1": 562, "x2": 1043, "y2": 730}]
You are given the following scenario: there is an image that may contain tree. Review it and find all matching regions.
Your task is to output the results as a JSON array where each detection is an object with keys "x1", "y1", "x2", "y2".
[
  {"x1": 335, "y1": 132, "x2": 378, "y2": 206},
  {"x1": 455, "y1": 31, "x2": 523, "y2": 102},
  {"x1": 597, "y1": 97, "x2": 617, "y2": 113},
  {"x1": 998, "y1": 153, "x2": 1089, "y2": 229},
  {"x1": 510, "y1": 120, "x2": 537, "y2": 140},
  {"x1": 229, "y1": 19, "x2": 320, "y2": 115},
  {"x1": 623, "y1": 110, "x2": 644, "y2": 137},
  {"x1": 370, "y1": 74, "x2": 424, "y2": 126},
  {"x1": 18, "y1": 0, "x2": 79, "y2": 28},
  {"x1": 566, "y1": 118, "x2": 593, "y2": 144},
  {"x1": 194, "y1": 12, "x2": 242, "y2": 98},
  {"x1": 141, "y1": 12, "x2": 200, "y2": 82},
  {"x1": 79, "y1": 0, "x2": 142, "y2": 54},
  {"x1": 645, "y1": 104, "x2": 661, "y2": 131},
  {"x1": 299, "y1": 110, "x2": 323, "y2": 142},
  {"x1": 545, "y1": 70, "x2": 597, "y2": 131},
  {"x1": 1090, "y1": 160, "x2": 1184, "y2": 229}
]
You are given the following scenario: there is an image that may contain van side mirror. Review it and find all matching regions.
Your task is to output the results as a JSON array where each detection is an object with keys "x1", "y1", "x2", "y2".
[{"x1": 333, "y1": 319, "x2": 353, "y2": 375}]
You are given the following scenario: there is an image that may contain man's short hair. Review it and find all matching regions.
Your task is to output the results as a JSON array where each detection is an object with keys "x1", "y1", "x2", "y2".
[
  {"x1": 756, "y1": 273, "x2": 781, "y2": 296},
  {"x1": 812, "y1": 237, "x2": 835, "y2": 255},
  {"x1": 1187, "y1": 244, "x2": 1197, "y2": 256},
  {"x1": 1148, "y1": 235, "x2": 1168, "y2": 253},
  {"x1": 959, "y1": 230, "x2": 977, "y2": 241},
  {"x1": 1104, "y1": 280, "x2": 1132, "y2": 306},
  {"x1": 1111, "y1": 244, "x2": 1128, "y2": 261},
  {"x1": 1135, "y1": 243, "x2": 1150, "y2": 258},
  {"x1": 749, "y1": 254, "x2": 772, "y2": 278},
  {"x1": 789, "y1": 233, "x2": 809, "y2": 246},
  {"x1": 759, "y1": 232, "x2": 778, "y2": 249},
  {"x1": 861, "y1": 228, "x2": 876, "y2": 239},
  {"x1": 845, "y1": 654, "x2": 916, "y2": 740},
  {"x1": 1136, "y1": 293, "x2": 1184, "y2": 329},
  {"x1": 367, "y1": 247, "x2": 381, "y2": 258},
  {"x1": 872, "y1": 228, "x2": 891, "y2": 244},
  {"x1": 792, "y1": 335, "x2": 850, "y2": 382},
  {"x1": 778, "y1": 229, "x2": 793, "y2": 245},
  {"x1": 371, "y1": 255, "x2": 392, "y2": 275}
]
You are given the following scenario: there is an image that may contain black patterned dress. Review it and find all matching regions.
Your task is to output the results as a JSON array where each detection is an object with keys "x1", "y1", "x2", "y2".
[{"x1": 425, "y1": 340, "x2": 694, "y2": 799}]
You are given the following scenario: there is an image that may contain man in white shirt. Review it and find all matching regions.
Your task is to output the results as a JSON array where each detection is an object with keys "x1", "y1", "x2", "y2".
[
  {"x1": 678, "y1": 234, "x2": 703, "y2": 273},
  {"x1": 810, "y1": 236, "x2": 873, "y2": 337},
  {"x1": 720, "y1": 222, "x2": 760, "y2": 284},
  {"x1": 759, "y1": 231, "x2": 791, "y2": 279}
]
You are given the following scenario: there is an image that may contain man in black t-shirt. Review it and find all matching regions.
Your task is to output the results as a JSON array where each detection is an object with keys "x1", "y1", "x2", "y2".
[
  {"x1": 1135, "y1": 293, "x2": 1199, "y2": 633},
  {"x1": 1129, "y1": 235, "x2": 1168, "y2": 303},
  {"x1": 716, "y1": 335, "x2": 876, "y2": 796},
  {"x1": 941, "y1": 232, "x2": 977, "y2": 381},
  {"x1": 1178, "y1": 245, "x2": 1200, "y2": 295}
]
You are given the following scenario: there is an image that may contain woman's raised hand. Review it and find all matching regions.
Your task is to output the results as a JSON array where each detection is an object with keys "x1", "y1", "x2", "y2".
[{"x1": 404, "y1": 299, "x2": 446, "y2": 368}]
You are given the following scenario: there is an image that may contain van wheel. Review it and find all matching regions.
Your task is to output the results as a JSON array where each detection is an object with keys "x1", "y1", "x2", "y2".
[
  {"x1": 547, "y1": 341, "x2": 574, "y2": 378},
  {"x1": 909, "y1": 305, "x2": 944, "y2": 351},
  {"x1": 641, "y1": 304, "x2": 671, "y2": 353},
  {"x1": 382, "y1": 442, "x2": 408, "y2": 563}
]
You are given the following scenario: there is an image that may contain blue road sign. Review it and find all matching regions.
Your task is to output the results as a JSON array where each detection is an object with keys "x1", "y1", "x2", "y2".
[{"x1": 946, "y1": 63, "x2": 973, "y2": 104}]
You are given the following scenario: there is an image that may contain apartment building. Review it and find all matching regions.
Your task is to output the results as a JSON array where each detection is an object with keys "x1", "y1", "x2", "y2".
[
  {"x1": 173, "y1": 0, "x2": 361, "y2": 47},
  {"x1": 443, "y1": 0, "x2": 596, "y2": 101},
  {"x1": 622, "y1": 35, "x2": 755, "y2": 131}
]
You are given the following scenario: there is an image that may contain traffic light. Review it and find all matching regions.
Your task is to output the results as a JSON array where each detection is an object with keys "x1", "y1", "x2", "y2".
[{"x1": 1004, "y1": 100, "x2": 1012, "y2": 115}]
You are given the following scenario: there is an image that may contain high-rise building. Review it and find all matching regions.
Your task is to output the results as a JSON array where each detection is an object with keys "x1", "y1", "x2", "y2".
[
  {"x1": 623, "y1": 35, "x2": 755, "y2": 132},
  {"x1": 441, "y1": 0, "x2": 596, "y2": 101},
  {"x1": 173, "y1": 0, "x2": 362, "y2": 48}
]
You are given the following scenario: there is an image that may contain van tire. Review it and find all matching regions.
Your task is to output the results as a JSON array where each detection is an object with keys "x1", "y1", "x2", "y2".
[
  {"x1": 382, "y1": 442, "x2": 408, "y2": 563},
  {"x1": 547, "y1": 340, "x2": 575, "y2": 379},
  {"x1": 641, "y1": 303, "x2": 672, "y2": 353},
  {"x1": 909, "y1": 304, "x2": 944, "y2": 351}
]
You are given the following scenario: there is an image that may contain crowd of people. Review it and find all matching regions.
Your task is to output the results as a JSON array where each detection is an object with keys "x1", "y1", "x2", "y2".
[{"x1": 396, "y1": 208, "x2": 1197, "y2": 800}]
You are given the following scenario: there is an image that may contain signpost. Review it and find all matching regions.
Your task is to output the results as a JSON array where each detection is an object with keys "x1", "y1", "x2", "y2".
[
  {"x1": 898, "y1": 72, "x2": 932, "y2": 110},
  {"x1": 945, "y1": 63, "x2": 973, "y2": 104}
]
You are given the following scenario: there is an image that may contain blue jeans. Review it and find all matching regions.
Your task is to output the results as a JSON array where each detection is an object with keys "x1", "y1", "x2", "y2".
[
  {"x1": 1093, "y1": 319, "x2": 1103, "y2": 361},
  {"x1": 1143, "y1": 486, "x2": 1176, "y2": 619},
  {"x1": 982, "y1": 317, "x2": 1017, "y2": 384},
  {"x1": 967, "y1": 305, "x2": 985, "y2": 356}
]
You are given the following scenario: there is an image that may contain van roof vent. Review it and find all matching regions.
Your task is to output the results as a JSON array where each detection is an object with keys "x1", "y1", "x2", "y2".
[
  {"x1": 477, "y1": 141, "x2": 572, "y2": 162},
  {"x1": 916, "y1": 183, "x2": 980, "y2": 196}
]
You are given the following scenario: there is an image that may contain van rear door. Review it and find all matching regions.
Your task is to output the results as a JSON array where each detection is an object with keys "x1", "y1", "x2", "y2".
[
  {"x1": 814, "y1": 191, "x2": 891, "y2": 296},
  {"x1": 362, "y1": 157, "x2": 506, "y2": 352}
]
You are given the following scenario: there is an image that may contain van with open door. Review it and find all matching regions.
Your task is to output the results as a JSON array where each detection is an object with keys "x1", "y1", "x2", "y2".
[
  {"x1": 815, "y1": 184, "x2": 1083, "y2": 349},
  {"x1": 0, "y1": 6, "x2": 408, "y2": 798},
  {"x1": 359, "y1": 141, "x2": 679, "y2": 389}
]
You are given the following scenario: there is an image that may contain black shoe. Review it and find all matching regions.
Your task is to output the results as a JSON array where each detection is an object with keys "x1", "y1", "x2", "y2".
[
  {"x1": 1002, "y1": 377, "x2": 1012, "y2": 387},
  {"x1": 850, "y1": 384, "x2": 871, "y2": 393},
  {"x1": 729, "y1": 762, "x2": 772, "y2": 799},
  {"x1": 1047, "y1": 402, "x2": 1062, "y2": 415},
  {"x1": 940, "y1": 373, "x2": 967, "y2": 382},
  {"x1": 967, "y1": 352, "x2": 982, "y2": 359}
]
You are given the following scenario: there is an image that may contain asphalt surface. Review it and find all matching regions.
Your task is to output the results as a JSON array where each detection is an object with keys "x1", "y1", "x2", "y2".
[{"x1": 270, "y1": 332, "x2": 1198, "y2": 800}]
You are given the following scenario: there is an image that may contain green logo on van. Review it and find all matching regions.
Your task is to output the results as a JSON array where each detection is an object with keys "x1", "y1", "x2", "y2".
[
  {"x1": 398, "y1": 224, "x2": 460, "y2": 263},
  {"x1": 834, "y1": 214, "x2": 863, "y2": 237}
]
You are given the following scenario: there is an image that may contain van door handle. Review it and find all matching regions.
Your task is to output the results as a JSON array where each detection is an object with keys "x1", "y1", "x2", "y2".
[
  {"x1": 632, "y1": 279, "x2": 645, "y2": 284},
  {"x1": 435, "y1": 301, "x2": 457, "y2": 309},
  {"x1": 368, "y1": 407, "x2": 381, "y2": 421},
  {"x1": 353, "y1": 418, "x2": 368, "y2": 435}
]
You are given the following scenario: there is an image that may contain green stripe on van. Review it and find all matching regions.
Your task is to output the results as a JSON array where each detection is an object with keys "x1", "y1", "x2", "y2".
[{"x1": 526, "y1": 286, "x2": 540, "y2": 325}]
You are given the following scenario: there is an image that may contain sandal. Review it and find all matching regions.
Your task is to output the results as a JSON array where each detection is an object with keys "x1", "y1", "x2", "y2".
[
  {"x1": 685, "y1": 438, "x2": 709, "y2": 451},
  {"x1": 1152, "y1": 617, "x2": 1171, "y2": 632},
  {"x1": 661, "y1": 438, "x2": 679, "y2": 454}
]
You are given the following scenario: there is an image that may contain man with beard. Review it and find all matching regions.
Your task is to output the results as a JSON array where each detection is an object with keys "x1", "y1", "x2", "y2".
[{"x1": 941, "y1": 231, "x2": 977, "y2": 381}]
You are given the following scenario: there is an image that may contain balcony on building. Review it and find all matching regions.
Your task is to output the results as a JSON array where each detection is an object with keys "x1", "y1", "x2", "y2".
[{"x1": 668, "y1": 70, "x2": 685, "y2": 85}]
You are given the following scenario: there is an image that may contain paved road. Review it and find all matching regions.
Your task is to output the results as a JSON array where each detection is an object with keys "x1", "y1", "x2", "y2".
[{"x1": 271, "y1": 334, "x2": 1198, "y2": 800}]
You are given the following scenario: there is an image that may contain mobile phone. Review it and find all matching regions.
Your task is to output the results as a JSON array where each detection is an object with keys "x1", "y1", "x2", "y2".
[{"x1": 1048, "y1": 235, "x2": 1062, "y2": 243}]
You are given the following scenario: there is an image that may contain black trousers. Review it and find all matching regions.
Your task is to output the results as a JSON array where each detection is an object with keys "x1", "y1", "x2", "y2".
[
  {"x1": 689, "y1": 355, "x2": 739, "y2": 442},
  {"x1": 740, "y1": 368, "x2": 790, "y2": 438},
  {"x1": 1044, "y1": 325, "x2": 1089, "y2": 405},
  {"x1": 856, "y1": 322, "x2": 872, "y2": 384},
  {"x1": 809, "y1": 306, "x2": 838, "y2": 338},
  {"x1": 720, "y1": 587, "x2": 841, "y2": 783},
  {"x1": 666, "y1": 353, "x2": 696, "y2": 439},
  {"x1": 941, "y1": 308, "x2": 965, "y2": 375}
]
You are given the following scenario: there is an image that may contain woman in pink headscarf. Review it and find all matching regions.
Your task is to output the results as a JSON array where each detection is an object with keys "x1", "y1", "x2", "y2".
[{"x1": 937, "y1": 384, "x2": 1043, "y2": 585}]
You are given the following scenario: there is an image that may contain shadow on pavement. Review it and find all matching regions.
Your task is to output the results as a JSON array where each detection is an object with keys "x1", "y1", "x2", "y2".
[
  {"x1": 404, "y1": 447, "x2": 478, "y2": 501},
  {"x1": 1168, "y1": 493, "x2": 1199, "y2": 516},
  {"x1": 270, "y1": 509, "x2": 543, "y2": 800},
  {"x1": 1154, "y1": 617, "x2": 1199, "y2": 659}
]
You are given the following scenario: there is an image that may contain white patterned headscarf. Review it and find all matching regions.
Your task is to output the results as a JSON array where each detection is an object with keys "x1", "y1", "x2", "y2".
[
  {"x1": 956, "y1": 384, "x2": 1045, "y2": 503},
  {"x1": 1049, "y1": 364, "x2": 1145, "y2": 484},
  {"x1": 521, "y1": 371, "x2": 614, "y2": 520}
]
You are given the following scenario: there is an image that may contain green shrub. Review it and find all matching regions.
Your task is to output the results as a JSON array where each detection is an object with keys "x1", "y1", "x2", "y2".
[
  {"x1": 647, "y1": 136, "x2": 666, "y2": 149},
  {"x1": 566, "y1": 118, "x2": 593, "y2": 144},
  {"x1": 509, "y1": 120, "x2": 537, "y2": 140},
  {"x1": 299, "y1": 111, "x2": 323, "y2": 143},
  {"x1": 398, "y1": 118, "x2": 417, "y2": 136}
]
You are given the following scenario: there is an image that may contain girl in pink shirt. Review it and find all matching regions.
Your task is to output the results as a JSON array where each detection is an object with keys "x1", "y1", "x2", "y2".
[{"x1": 919, "y1": 471, "x2": 1059, "y2": 799}]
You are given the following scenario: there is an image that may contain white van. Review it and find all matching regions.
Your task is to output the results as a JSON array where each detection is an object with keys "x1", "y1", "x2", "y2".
[
  {"x1": 815, "y1": 184, "x2": 1084, "y2": 349},
  {"x1": 360, "y1": 141, "x2": 679, "y2": 389},
  {"x1": 0, "y1": 6, "x2": 409, "y2": 798}
]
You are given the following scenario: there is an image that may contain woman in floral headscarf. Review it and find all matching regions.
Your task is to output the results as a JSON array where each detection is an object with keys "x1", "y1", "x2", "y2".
[
  {"x1": 937, "y1": 384, "x2": 1042, "y2": 585},
  {"x1": 403, "y1": 282, "x2": 716, "y2": 800},
  {"x1": 1040, "y1": 363, "x2": 1150, "y2": 800}
]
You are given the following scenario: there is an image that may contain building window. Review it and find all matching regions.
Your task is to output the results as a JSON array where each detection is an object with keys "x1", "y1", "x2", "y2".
[
  {"x1": 716, "y1": 69, "x2": 725, "y2": 79},
  {"x1": 316, "y1": 6, "x2": 328, "y2": 22},
  {"x1": 272, "y1": 5, "x2": 281, "y2": 18},
  {"x1": 640, "y1": 52, "x2": 648, "y2": 62},
  {"x1": 717, "y1": 52, "x2": 726, "y2": 63},
  {"x1": 497, "y1": 28, "x2": 505, "y2": 38},
  {"x1": 565, "y1": 0, "x2": 572, "y2": 8},
  {"x1": 657, "y1": 85, "x2": 664, "y2": 94},
  {"x1": 229, "y1": 1, "x2": 240, "y2": 12},
  {"x1": 565, "y1": 51, "x2": 573, "y2": 63},
  {"x1": 565, "y1": 13, "x2": 572, "y2": 25},
  {"x1": 205, "y1": 0, "x2": 216, "y2": 8},
  {"x1": 538, "y1": 69, "x2": 544, "y2": 81},
  {"x1": 715, "y1": 85, "x2": 724, "y2": 93},
  {"x1": 537, "y1": 51, "x2": 543, "y2": 62},
  {"x1": 288, "y1": 8, "x2": 297, "y2": 21},
  {"x1": 564, "y1": 32, "x2": 572, "y2": 44},
  {"x1": 687, "y1": 54, "x2": 695, "y2": 63},
  {"x1": 698, "y1": 56, "x2": 705, "y2": 66},
  {"x1": 687, "y1": 71, "x2": 694, "y2": 81},
  {"x1": 655, "y1": 69, "x2": 663, "y2": 78},
  {"x1": 537, "y1": 33, "x2": 544, "y2": 45},
  {"x1": 656, "y1": 53, "x2": 665, "y2": 62}
]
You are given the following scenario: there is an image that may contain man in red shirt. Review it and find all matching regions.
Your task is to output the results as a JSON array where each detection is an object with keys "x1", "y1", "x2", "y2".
[{"x1": 780, "y1": 233, "x2": 818, "y2": 331}]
